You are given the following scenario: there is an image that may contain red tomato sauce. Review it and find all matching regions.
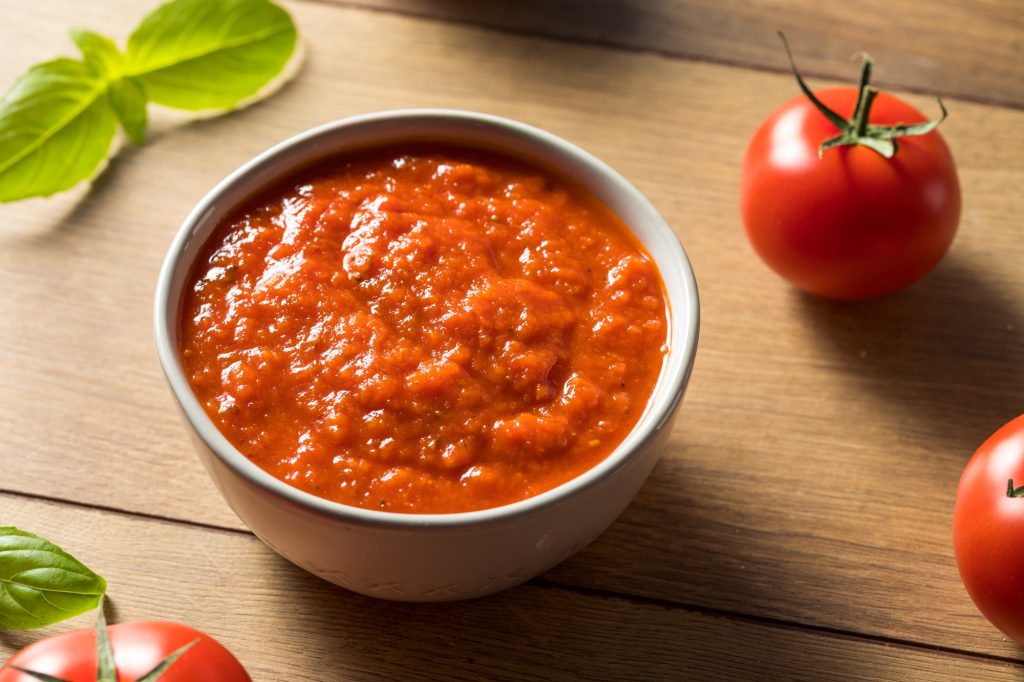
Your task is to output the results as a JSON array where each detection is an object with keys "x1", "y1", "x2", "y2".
[{"x1": 180, "y1": 144, "x2": 668, "y2": 513}]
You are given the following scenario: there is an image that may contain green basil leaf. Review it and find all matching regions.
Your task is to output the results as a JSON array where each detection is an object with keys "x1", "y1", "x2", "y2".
[
  {"x1": 124, "y1": 0, "x2": 297, "y2": 111},
  {"x1": 0, "y1": 58, "x2": 117, "y2": 203},
  {"x1": 0, "y1": 527, "x2": 107, "y2": 630},
  {"x1": 70, "y1": 29, "x2": 124, "y2": 79},
  {"x1": 108, "y1": 77, "x2": 148, "y2": 145}
]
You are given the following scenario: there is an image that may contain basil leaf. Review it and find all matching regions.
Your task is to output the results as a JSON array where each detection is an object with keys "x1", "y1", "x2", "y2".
[
  {"x1": 0, "y1": 58, "x2": 117, "y2": 203},
  {"x1": 70, "y1": 32, "x2": 148, "y2": 145},
  {"x1": 70, "y1": 29, "x2": 124, "y2": 79},
  {"x1": 0, "y1": 0, "x2": 299, "y2": 203},
  {"x1": 0, "y1": 527, "x2": 107, "y2": 630},
  {"x1": 109, "y1": 77, "x2": 148, "y2": 145},
  {"x1": 124, "y1": 0, "x2": 297, "y2": 111}
]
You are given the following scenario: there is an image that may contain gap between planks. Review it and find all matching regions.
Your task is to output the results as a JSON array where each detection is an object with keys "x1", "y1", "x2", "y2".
[
  {"x1": 295, "y1": 0, "x2": 1024, "y2": 113},
  {"x1": 536, "y1": 578, "x2": 1024, "y2": 670},
  {"x1": 3, "y1": 486, "x2": 1021, "y2": 670}
]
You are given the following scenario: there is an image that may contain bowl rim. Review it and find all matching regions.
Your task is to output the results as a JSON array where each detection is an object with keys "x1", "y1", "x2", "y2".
[{"x1": 154, "y1": 108, "x2": 699, "y2": 530}]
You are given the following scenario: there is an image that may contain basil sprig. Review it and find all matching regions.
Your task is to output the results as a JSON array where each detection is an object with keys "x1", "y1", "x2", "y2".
[
  {"x1": 0, "y1": 0, "x2": 298, "y2": 203},
  {"x1": 0, "y1": 527, "x2": 107, "y2": 630}
]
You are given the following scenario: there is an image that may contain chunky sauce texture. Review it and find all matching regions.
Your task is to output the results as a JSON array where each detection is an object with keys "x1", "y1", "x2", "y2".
[{"x1": 181, "y1": 144, "x2": 668, "y2": 513}]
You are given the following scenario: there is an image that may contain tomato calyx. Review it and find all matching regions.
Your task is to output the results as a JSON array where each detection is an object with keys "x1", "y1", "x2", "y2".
[
  {"x1": 13, "y1": 602, "x2": 198, "y2": 682},
  {"x1": 778, "y1": 32, "x2": 948, "y2": 159},
  {"x1": 1008, "y1": 479, "x2": 1024, "y2": 498}
]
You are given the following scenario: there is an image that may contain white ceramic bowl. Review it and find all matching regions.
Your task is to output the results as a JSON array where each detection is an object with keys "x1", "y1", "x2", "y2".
[{"x1": 155, "y1": 109, "x2": 699, "y2": 601}]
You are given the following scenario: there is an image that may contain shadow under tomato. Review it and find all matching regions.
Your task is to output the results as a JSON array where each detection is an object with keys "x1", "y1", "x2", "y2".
[{"x1": 793, "y1": 255, "x2": 1024, "y2": 454}]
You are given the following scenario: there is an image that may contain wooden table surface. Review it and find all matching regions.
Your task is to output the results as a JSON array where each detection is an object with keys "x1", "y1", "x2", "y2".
[{"x1": 2, "y1": 1, "x2": 1023, "y2": 679}]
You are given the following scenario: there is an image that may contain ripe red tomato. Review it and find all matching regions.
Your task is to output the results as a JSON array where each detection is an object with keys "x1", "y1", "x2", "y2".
[
  {"x1": 0, "y1": 621, "x2": 251, "y2": 682},
  {"x1": 741, "y1": 85, "x2": 961, "y2": 300},
  {"x1": 953, "y1": 414, "x2": 1024, "y2": 644}
]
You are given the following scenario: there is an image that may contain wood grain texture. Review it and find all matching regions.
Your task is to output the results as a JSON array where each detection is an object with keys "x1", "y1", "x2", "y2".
[
  {"x1": 330, "y1": 0, "x2": 1024, "y2": 109},
  {"x1": 2, "y1": 494, "x2": 1022, "y2": 681},
  {"x1": 1, "y1": 0, "x2": 1023, "y2": 674}
]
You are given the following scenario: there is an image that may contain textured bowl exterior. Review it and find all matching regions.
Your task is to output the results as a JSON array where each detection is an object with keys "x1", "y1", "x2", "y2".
[{"x1": 155, "y1": 110, "x2": 699, "y2": 601}]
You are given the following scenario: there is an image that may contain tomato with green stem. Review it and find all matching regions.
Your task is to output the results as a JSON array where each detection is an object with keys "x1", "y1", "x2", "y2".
[
  {"x1": 740, "y1": 34, "x2": 961, "y2": 300},
  {"x1": 0, "y1": 605, "x2": 250, "y2": 682},
  {"x1": 953, "y1": 414, "x2": 1024, "y2": 645}
]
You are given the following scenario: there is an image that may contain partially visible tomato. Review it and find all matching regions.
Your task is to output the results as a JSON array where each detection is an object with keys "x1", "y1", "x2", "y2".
[
  {"x1": 741, "y1": 42, "x2": 961, "y2": 300},
  {"x1": 0, "y1": 621, "x2": 250, "y2": 682},
  {"x1": 953, "y1": 414, "x2": 1024, "y2": 645}
]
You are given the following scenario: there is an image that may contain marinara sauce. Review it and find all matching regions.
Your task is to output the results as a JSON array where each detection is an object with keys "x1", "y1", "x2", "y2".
[{"x1": 181, "y1": 144, "x2": 668, "y2": 513}]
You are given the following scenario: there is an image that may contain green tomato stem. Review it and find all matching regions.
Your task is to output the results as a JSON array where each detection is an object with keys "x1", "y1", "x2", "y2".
[{"x1": 777, "y1": 31, "x2": 949, "y2": 159}]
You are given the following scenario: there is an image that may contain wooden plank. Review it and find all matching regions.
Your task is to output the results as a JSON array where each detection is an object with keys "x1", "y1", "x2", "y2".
[
  {"x1": 331, "y1": 0, "x2": 1024, "y2": 109},
  {"x1": 1, "y1": 494, "x2": 1021, "y2": 681},
  {"x1": 1, "y1": 0, "x2": 1023, "y2": 663}
]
